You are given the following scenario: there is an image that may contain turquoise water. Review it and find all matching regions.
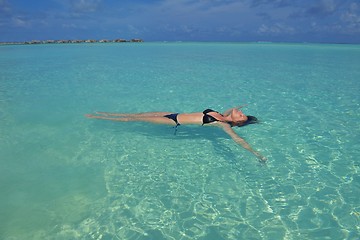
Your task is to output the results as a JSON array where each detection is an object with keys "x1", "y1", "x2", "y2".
[{"x1": 0, "y1": 42, "x2": 359, "y2": 239}]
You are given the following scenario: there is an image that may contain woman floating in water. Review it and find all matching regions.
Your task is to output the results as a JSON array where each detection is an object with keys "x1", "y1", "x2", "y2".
[{"x1": 85, "y1": 106, "x2": 266, "y2": 162}]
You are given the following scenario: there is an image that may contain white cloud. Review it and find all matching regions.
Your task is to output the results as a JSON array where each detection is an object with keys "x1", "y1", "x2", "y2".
[
  {"x1": 340, "y1": 2, "x2": 360, "y2": 33},
  {"x1": 71, "y1": 0, "x2": 102, "y2": 13},
  {"x1": 62, "y1": 23, "x2": 78, "y2": 29},
  {"x1": 12, "y1": 16, "x2": 30, "y2": 27},
  {"x1": 0, "y1": 0, "x2": 11, "y2": 14},
  {"x1": 257, "y1": 23, "x2": 295, "y2": 35},
  {"x1": 320, "y1": 0, "x2": 336, "y2": 14}
]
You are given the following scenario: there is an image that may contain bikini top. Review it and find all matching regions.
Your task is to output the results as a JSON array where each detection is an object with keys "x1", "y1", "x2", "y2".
[{"x1": 202, "y1": 109, "x2": 222, "y2": 125}]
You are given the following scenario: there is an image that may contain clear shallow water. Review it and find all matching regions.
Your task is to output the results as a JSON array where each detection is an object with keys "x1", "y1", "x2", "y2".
[{"x1": 0, "y1": 42, "x2": 359, "y2": 239}]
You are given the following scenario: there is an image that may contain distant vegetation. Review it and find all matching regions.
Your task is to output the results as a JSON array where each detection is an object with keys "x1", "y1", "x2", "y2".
[{"x1": 0, "y1": 38, "x2": 144, "y2": 45}]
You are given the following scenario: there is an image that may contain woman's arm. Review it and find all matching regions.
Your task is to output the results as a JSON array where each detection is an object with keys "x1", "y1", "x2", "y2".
[{"x1": 218, "y1": 123, "x2": 267, "y2": 162}]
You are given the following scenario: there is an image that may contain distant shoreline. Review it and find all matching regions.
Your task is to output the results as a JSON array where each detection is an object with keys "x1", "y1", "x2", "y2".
[
  {"x1": 1, "y1": 39, "x2": 358, "y2": 46},
  {"x1": 0, "y1": 38, "x2": 144, "y2": 45}
]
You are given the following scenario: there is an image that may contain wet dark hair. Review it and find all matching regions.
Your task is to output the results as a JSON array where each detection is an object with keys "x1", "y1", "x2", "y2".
[
  {"x1": 232, "y1": 115, "x2": 259, "y2": 127},
  {"x1": 244, "y1": 115, "x2": 258, "y2": 125}
]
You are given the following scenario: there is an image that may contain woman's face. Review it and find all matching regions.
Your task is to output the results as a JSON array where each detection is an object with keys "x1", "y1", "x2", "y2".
[{"x1": 231, "y1": 109, "x2": 248, "y2": 123}]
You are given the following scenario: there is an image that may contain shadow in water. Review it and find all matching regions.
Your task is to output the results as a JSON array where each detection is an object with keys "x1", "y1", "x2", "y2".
[{"x1": 89, "y1": 120, "x2": 264, "y2": 172}]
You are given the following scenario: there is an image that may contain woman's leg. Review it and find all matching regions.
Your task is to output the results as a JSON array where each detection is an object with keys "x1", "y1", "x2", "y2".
[
  {"x1": 85, "y1": 114, "x2": 177, "y2": 125},
  {"x1": 96, "y1": 112, "x2": 173, "y2": 117}
]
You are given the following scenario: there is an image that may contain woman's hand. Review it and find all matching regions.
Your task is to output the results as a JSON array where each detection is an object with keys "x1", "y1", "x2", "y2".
[
  {"x1": 219, "y1": 123, "x2": 267, "y2": 162},
  {"x1": 254, "y1": 152, "x2": 267, "y2": 163},
  {"x1": 234, "y1": 104, "x2": 248, "y2": 110}
]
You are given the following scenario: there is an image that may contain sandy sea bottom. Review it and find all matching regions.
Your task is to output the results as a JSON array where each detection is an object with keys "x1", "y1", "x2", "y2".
[{"x1": 0, "y1": 42, "x2": 359, "y2": 239}]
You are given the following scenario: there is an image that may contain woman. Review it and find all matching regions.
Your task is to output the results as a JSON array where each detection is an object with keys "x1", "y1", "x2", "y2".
[{"x1": 85, "y1": 107, "x2": 266, "y2": 162}]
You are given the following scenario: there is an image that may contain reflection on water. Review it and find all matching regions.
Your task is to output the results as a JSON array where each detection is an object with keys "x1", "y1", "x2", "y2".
[{"x1": 0, "y1": 43, "x2": 359, "y2": 239}]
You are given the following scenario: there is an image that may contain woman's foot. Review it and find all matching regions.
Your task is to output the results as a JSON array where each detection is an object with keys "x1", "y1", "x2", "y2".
[
  {"x1": 85, "y1": 114, "x2": 101, "y2": 119},
  {"x1": 95, "y1": 112, "x2": 110, "y2": 116}
]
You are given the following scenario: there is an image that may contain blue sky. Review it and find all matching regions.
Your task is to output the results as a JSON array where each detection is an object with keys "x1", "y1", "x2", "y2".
[{"x1": 1, "y1": 0, "x2": 359, "y2": 43}]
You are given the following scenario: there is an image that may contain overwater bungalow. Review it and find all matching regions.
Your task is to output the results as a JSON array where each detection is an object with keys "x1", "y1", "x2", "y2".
[
  {"x1": 131, "y1": 39, "x2": 144, "y2": 42},
  {"x1": 114, "y1": 39, "x2": 127, "y2": 43}
]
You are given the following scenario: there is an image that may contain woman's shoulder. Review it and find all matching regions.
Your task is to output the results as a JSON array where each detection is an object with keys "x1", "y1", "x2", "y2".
[{"x1": 203, "y1": 108, "x2": 218, "y2": 114}]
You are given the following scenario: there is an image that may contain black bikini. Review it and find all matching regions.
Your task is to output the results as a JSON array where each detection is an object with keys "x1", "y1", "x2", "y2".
[
  {"x1": 164, "y1": 109, "x2": 220, "y2": 134},
  {"x1": 202, "y1": 109, "x2": 221, "y2": 125},
  {"x1": 164, "y1": 113, "x2": 180, "y2": 135},
  {"x1": 164, "y1": 113, "x2": 180, "y2": 126}
]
